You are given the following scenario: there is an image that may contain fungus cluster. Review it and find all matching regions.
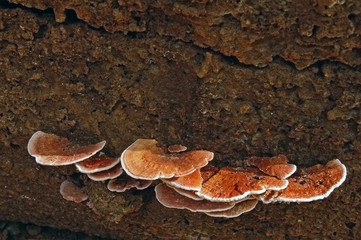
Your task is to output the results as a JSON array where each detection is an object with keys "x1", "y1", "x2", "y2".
[{"x1": 27, "y1": 131, "x2": 347, "y2": 218}]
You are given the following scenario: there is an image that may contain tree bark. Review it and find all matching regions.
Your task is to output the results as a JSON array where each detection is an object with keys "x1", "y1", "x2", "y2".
[{"x1": 0, "y1": 1, "x2": 360, "y2": 239}]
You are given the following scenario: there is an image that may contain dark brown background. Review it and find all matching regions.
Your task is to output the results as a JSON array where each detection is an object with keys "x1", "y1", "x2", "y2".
[{"x1": 0, "y1": 0, "x2": 360, "y2": 239}]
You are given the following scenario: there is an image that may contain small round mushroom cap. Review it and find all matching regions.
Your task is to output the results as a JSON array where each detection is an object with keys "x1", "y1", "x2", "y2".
[
  {"x1": 121, "y1": 139, "x2": 214, "y2": 180},
  {"x1": 275, "y1": 159, "x2": 347, "y2": 202},
  {"x1": 155, "y1": 183, "x2": 235, "y2": 212},
  {"x1": 28, "y1": 131, "x2": 106, "y2": 166},
  {"x1": 107, "y1": 177, "x2": 153, "y2": 192},
  {"x1": 204, "y1": 199, "x2": 258, "y2": 218},
  {"x1": 245, "y1": 155, "x2": 297, "y2": 179},
  {"x1": 168, "y1": 144, "x2": 187, "y2": 153},
  {"x1": 76, "y1": 155, "x2": 120, "y2": 174},
  {"x1": 87, "y1": 163, "x2": 123, "y2": 181},
  {"x1": 197, "y1": 167, "x2": 289, "y2": 202},
  {"x1": 59, "y1": 180, "x2": 88, "y2": 203},
  {"x1": 163, "y1": 169, "x2": 203, "y2": 191}
]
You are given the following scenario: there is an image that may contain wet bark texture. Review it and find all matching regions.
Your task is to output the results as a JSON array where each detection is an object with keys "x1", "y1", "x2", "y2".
[{"x1": 0, "y1": 0, "x2": 360, "y2": 239}]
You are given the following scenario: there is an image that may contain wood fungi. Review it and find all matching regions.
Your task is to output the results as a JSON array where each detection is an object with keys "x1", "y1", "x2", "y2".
[
  {"x1": 200, "y1": 165, "x2": 219, "y2": 182},
  {"x1": 275, "y1": 159, "x2": 347, "y2": 202},
  {"x1": 28, "y1": 131, "x2": 106, "y2": 166},
  {"x1": 204, "y1": 199, "x2": 258, "y2": 218},
  {"x1": 163, "y1": 169, "x2": 203, "y2": 191},
  {"x1": 76, "y1": 155, "x2": 120, "y2": 174},
  {"x1": 28, "y1": 131, "x2": 348, "y2": 217},
  {"x1": 197, "y1": 167, "x2": 289, "y2": 202},
  {"x1": 107, "y1": 176, "x2": 153, "y2": 192},
  {"x1": 87, "y1": 163, "x2": 123, "y2": 181},
  {"x1": 59, "y1": 180, "x2": 88, "y2": 203},
  {"x1": 171, "y1": 187, "x2": 204, "y2": 201},
  {"x1": 245, "y1": 155, "x2": 297, "y2": 179},
  {"x1": 255, "y1": 190, "x2": 280, "y2": 204},
  {"x1": 168, "y1": 144, "x2": 187, "y2": 153},
  {"x1": 155, "y1": 183, "x2": 235, "y2": 212},
  {"x1": 121, "y1": 139, "x2": 214, "y2": 180}
]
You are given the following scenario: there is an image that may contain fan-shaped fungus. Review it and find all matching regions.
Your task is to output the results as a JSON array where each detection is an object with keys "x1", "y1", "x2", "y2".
[
  {"x1": 76, "y1": 155, "x2": 120, "y2": 174},
  {"x1": 245, "y1": 155, "x2": 297, "y2": 179},
  {"x1": 168, "y1": 144, "x2": 187, "y2": 153},
  {"x1": 155, "y1": 183, "x2": 235, "y2": 212},
  {"x1": 171, "y1": 187, "x2": 204, "y2": 201},
  {"x1": 59, "y1": 180, "x2": 88, "y2": 203},
  {"x1": 275, "y1": 159, "x2": 347, "y2": 202},
  {"x1": 163, "y1": 169, "x2": 203, "y2": 191},
  {"x1": 197, "y1": 167, "x2": 288, "y2": 202},
  {"x1": 204, "y1": 199, "x2": 258, "y2": 218},
  {"x1": 28, "y1": 131, "x2": 348, "y2": 217},
  {"x1": 121, "y1": 139, "x2": 213, "y2": 180},
  {"x1": 107, "y1": 177, "x2": 153, "y2": 192},
  {"x1": 87, "y1": 163, "x2": 123, "y2": 181},
  {"x1": 28, "y1": 131, "x2": 105, "y2": 166}
]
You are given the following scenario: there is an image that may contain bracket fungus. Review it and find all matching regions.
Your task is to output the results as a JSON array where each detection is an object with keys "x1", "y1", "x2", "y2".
[
  {"x1": 245, "y1": 155, "x2": 297, "y2": 179},
  {"x1": 200, "y1": 165, "x2": 219, "y2": 182},
  {"x1": 275, "y1": 159, "x2": 347, "y2": 202},
  {"x1": 107, "y1": 177, "x2": 153, "y2": 192},
  {"x1": 59, "y1": 180, "x2": 88, "y2": 203},
  {"x1": 28, "y1": 131, "x2": 106, "y2": 166},
  {"x1": 76, "y1": 155, "x2": 120, "y2": 174},
  {"x1": 87, "y1": 163, "x2": 123, "y2": 181},
  {"x1": 163, "y1": 169, "x2": 203, "y2": 191},
  {"x1": 197, "y1": 167, "x2": 289, "y2": 202},
  {"x1": 256, "y1": 190, "x2": 281, "y2": 204},
  {"x1": 171, "y1": 187, "x2": 204, "y2": 201},
  {"x1": 121, "y1": 139, "x2": 214, "y2": 180},
  {"x1": 167, "y1": 144, "x2": 187, "y2": 153},
  {"x1": 204, "y1": 199, "x2": 258, "y2": 218},
  {"x1": 27, "y1": 131, "x2": 348, "y2": 218},
  {"x1": 155, "y1": 183, "x2": 235, "y2": 213}
]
